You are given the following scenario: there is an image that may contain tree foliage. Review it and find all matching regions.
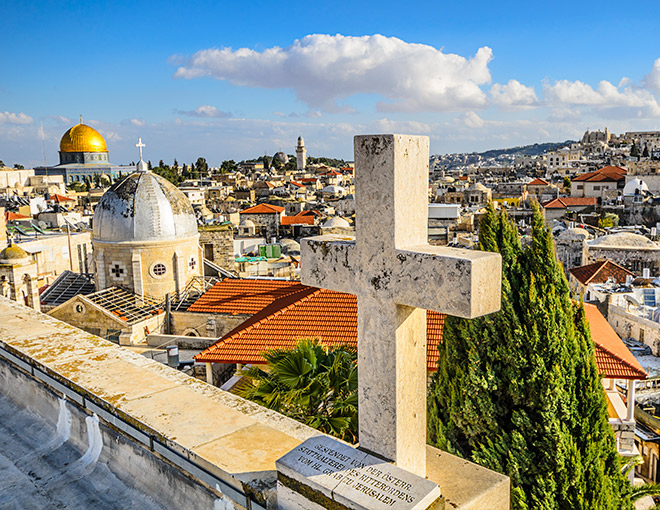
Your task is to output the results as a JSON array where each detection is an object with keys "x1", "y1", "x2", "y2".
[
  {"x1": 428, "y1": 203, "x2": 630, "y2": 510},
  {"x1": 238, "y1": 339, "x2": 358, "y2": 442}
]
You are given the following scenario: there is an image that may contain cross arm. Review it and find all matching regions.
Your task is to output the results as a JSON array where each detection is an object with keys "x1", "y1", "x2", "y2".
[
  {"x1": 393, "y1": 245, "x2": 501, "y2": 319},
  {"x1": 300, "y1": 235, "x2": 357, "y2": 294}
]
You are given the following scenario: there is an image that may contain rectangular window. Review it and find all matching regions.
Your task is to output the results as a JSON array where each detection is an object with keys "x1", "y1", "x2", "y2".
[{"x1": 640, "y1": 328, "x2": 645, "y2": 343}]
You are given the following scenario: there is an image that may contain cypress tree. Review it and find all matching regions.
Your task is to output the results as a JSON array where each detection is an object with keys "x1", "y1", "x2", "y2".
[{"x1": 428, "y1": 203, "x2": 630, "y2": 510}]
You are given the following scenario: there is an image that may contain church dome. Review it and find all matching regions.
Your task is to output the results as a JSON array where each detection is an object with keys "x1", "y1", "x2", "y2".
[
  {"x1": 322, "y1": 216, "x2": 350, "y2": 228},
  {"x1": 60, "y1": 122, "x2": 108, "y2": 153},
  {"x1": 93, "y1": 171, "x2": 198, "y2": 243},
  {"x1": 0, "y1": 244, "x2": 30, "y2": 265},
  {"x1": 588, "y1": 232, "x2": 659, "y2": 249}
]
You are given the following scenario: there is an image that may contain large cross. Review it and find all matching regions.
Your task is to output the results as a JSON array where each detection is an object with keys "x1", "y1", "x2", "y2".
[
  {"x1": 135, "y1": 137, "x2": 146, "y2": 161},
  {"x1": 301, "y1": 134, "x2": 502, "y2": 477}
]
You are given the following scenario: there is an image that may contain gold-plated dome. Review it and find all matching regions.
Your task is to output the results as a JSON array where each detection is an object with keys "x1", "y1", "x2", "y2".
[{"x1": 59, "y1": 122, "x2": 108, "y2": 153}]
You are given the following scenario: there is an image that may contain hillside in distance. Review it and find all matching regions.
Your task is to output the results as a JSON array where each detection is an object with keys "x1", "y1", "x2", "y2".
[{"x1": 431, "y1": 140, "x2": 575, "y2": 170}]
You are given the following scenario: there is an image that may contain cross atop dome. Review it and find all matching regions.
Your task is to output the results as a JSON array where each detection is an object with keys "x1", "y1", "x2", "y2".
[{"x1": 135, "y1": 138, "x2": 147, "y2": 172}]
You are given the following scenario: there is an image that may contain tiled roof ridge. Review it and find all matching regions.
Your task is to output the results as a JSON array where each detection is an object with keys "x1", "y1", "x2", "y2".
[
  {"x1": 588, "y1": 259, "x2": 631, "y2": 284},
  {"x1": 594, "y1": 343, "x2": 647, "y2": 379},
  {"x1": 204, "y1": 285, "x2": 320, "y2": 344}
]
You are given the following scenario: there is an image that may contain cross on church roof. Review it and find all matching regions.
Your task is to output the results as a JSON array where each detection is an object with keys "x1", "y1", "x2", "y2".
[
  {"x1": 301, "y1": 134, "x2": 502, "y2": 477},
  {"x1": 135, "y1": 138, "x2": 146, "y2": 161}
]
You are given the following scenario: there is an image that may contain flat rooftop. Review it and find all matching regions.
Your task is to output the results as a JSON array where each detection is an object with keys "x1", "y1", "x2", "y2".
[{"x1": 0, "y1": 392, "x2": 165, "y2": 509}]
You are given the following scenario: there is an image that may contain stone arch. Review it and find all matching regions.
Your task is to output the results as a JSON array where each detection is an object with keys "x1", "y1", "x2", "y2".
[{"x1": 182, "y1": 328, "x2": 200, "y2": 337}]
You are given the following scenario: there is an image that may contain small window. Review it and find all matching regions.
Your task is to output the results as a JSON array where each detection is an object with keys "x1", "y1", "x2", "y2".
[{"x1": 152, "y1": 263, "x2": 166, "y2": 276}]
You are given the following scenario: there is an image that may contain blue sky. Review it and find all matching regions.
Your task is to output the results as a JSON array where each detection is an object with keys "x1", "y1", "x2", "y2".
[{"x1": 3, "y1": 0, "x2": 660, "y2": 167}]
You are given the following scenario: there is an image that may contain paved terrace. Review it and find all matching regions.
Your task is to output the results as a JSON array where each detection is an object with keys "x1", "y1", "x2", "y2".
[{"x1": 0, "y1": 297, "x2": 509, "y2": 509}]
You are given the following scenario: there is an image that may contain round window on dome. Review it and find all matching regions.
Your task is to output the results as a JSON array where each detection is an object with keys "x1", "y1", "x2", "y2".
[{"x1": 150, "y1": 262, "x2": 167, "y2": 278}]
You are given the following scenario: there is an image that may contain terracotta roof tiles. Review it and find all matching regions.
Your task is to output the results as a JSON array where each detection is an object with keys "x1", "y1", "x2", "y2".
[
  {"x1": 573, "y1": 166, "x2": 627, "y2": 183},
  {"x1": 187, "y1": 280, "x2": 306, "y2": 315},
  {"x1": 194, "y1": 284, "x2": 445, "y2": 371},
  {"x1": 569, "y1": 260, "x2": 634, "y2": 285},
  {"x1": 240, "y1": 203, "x2": 285, "y2": 214},
  {"x1": 528, "y1": 178, "x2": 550, "y2": 186},
  {"x1": 541, "y1": 197, "x2": 597, "y2": 209},
  {"x1": 584, "y1": 303, "x2": 646, "y2": 380}
]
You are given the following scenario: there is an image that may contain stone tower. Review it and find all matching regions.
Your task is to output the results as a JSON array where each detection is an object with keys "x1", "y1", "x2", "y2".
[{"x1": 296, "y1": 136, "x2": 306, "y2": 171}]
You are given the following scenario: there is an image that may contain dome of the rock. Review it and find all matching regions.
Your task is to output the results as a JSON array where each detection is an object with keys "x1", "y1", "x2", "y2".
[{"x1": 60, "y1": 122, "x2": 108, "y2": 153}]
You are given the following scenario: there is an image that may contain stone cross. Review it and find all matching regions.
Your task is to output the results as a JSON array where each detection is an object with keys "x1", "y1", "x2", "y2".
[
  {"x1": 135, "y1": 137, "x2": 145, "y2": 161},
  {"x1": 301, "y1": 134, "x2": 501, "y2": 477}
]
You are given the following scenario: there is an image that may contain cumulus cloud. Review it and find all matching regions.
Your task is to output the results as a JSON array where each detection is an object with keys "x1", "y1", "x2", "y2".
[
  {"x1": 460, "y1": 111, "x2": 486, "y2": 128},
  {"x1": 176, "y1": 105, "x2": 231, "y2": 118},
  {"x1": 491, "y1": 80, "x2": 539, "y2": 109},
  {"x1": 643, "y1": 58, "x2": 660, "y2": 94},
  {"x1": 173, "y1": 34, "x2": 493, "y2": 113},
  {"x1": 543, "y1": 79, "x2": 660, "y2": 116},
  {"x1": 0, "y1": 111, "x2": 33, "y2": 125}
]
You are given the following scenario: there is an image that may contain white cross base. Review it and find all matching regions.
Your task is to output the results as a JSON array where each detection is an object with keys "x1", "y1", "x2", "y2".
[{"x1": 301, "y1": 135, "x2": 502, "y2": 477}]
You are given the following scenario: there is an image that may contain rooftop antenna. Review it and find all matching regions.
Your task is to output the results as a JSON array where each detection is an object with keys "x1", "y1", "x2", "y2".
[{"x1": 40, "y1": 121, "x2": 48, "y2": 176}]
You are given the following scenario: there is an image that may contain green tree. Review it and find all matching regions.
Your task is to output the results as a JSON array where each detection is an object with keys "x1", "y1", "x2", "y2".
[
  {"x1": 428, "y1": 203, "x2": 630, "y2": 510},
  {"x1": 220, "y1": 160, "x2": 238, "y2": 174},
  {"x1": 195, "y1": 157, "x2": 208, "y2": 177},
  {"x1": 173, "y1": 159, "x2": 179, "y2": 174},
  {"x1": 13, "y1": 163, "x2": 24, "y2": 169},
  {"x1": 631, "y1": 142, "x2": 640, "y2": 158},
  {"x1": 238, "y1": 339, "x2": 358, "y2": 442},
  {"x1": 599, "y1": 212, "x2": 620, "y2": 229},
  {"x1": 643, "y1": 144, "x2": 650, "y2": 158},
  {"x1": 563, "y1": 176, "x2": 571, "y2": 190}
]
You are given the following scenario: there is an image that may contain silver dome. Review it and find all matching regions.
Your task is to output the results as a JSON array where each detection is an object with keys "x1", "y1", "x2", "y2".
[{"x1": 93, "y1": 171, "x2": 198, "y2": 242}]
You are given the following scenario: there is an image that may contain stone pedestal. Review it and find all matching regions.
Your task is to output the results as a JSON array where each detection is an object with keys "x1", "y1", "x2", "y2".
[{"x1": 276, "y1": 436, "x2": 442, "y2": 510}]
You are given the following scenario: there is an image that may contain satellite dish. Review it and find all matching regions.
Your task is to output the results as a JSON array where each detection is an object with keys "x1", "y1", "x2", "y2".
[{"x1": 625, "y1": 295, "x2": 642, "y2": 307}]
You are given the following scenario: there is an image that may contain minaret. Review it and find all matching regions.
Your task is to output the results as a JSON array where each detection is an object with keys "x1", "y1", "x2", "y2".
[{"x1": 296, "y1": 136, "x2": 306, "y2": 171}]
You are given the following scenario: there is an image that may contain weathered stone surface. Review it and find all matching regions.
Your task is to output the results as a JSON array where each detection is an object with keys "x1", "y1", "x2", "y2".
[
  {"x1": 301, "y1": 134, "x2": 502, "y2": 476},
  {"x1": 277, "y1": 436, "x2": 441, "y2": 510}
]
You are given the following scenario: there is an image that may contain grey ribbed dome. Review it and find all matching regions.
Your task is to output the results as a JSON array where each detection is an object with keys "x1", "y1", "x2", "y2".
[{"x1": 93, "y1": 171, "x2": 198, "y2": 242}]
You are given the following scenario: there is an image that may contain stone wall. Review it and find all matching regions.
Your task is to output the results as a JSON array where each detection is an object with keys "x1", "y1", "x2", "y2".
[
  {"x1": 199, "y1": 226, "x2": 236, "y2": 271},
  {"x1": 609, "y1": 302, "x2": 660, "y2": 354},
  {"x1": 170, "y1": 310, "x2": 250, "y2": 338}
]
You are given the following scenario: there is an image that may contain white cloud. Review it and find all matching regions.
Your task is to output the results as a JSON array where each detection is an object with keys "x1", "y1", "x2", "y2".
[
  {"x1": 460, "y1": 111, "x2": 485, "y2": 129},
  {"x1": 173, "y1": 34, "x2": 493, "y2": 113},
  {"x1": 176, "y1": 105, "x2": 231, "y2": 118},
  {"x1": 130, "y1": 118, "x2": 146, "y2": 126},
  {"x1": 643, "y1": 58, "x2": 660, "y2": 94},
  {"x1": 0, "y1": 111, "x2": 33, "y2": 125},
  {"x1": 543, "y1": 79, "x2": 660, "y2": 116},
  {"x1": 490, "y1": 80, "x2": 538, "y2": 109}
]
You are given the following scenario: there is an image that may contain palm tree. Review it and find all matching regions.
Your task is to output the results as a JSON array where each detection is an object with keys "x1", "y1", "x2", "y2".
[{"x1": 238, "y1": 339, "x2": 358, "y2": 442}]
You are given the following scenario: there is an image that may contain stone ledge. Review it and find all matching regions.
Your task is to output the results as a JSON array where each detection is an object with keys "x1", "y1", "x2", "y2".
[{"x1": 0, "y1": 296, "x2": 509, "y2": 509}]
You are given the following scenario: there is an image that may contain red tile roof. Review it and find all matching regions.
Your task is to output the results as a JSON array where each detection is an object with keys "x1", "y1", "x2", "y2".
[
  {"x1": 187, "y1": 280, "x2": 306, "y2": 314},
  {"x1": 281, "y1": 215, "x2": 316, "y2": 226},
  {"x1": 300, "y1": 178, "x2": 318, "y2": 183},
  {"x1": 192, "y1": 281, "x2": 645, "y2": 379},
  {"x1": 52, "y1": 194, "x2": 75, "y2": 202},
  {"x1": 584, "y1": 303, "x2": 647, "y2": 380},
  {"x1": 569, "y1": 260, "x2": 634, "y2": 286},
  {"x1": 321, "y1": 170, "x2": 342, "y2": 176},
  {"x1": 289, "y1": 181, "x2": 305, "y2": 188},
  {"x1": 5, "y1": 211, "x2": 31, "y2": 220},
  {"x1": 240, "y1": 203, "x2": 285, "y2": 214},
  {"x1": 528, "y1": 178, "x2": 550, "y2": 186},
  {"x1": 541, "y1": 197, "x2": 597, "y2": 209},
  {"x1": 573, "y1": 166, "x2": 627, "y2": 183},
  {"x1": 194, "y1": 284, "x2": 445, "y2": 371}
]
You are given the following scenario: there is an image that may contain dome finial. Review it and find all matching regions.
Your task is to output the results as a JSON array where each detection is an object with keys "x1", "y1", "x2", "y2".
[
  {"x1": 80, "y1": 114, "x2": 83, "y2": 124},
  {"x1": 135, "y1": 137, "x2": 148, "y2": 172}
]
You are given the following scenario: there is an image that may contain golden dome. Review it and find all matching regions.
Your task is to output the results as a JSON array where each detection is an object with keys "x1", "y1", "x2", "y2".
[{"x1": 59, "y1": 122, "x2": 108, "y2": 153}]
